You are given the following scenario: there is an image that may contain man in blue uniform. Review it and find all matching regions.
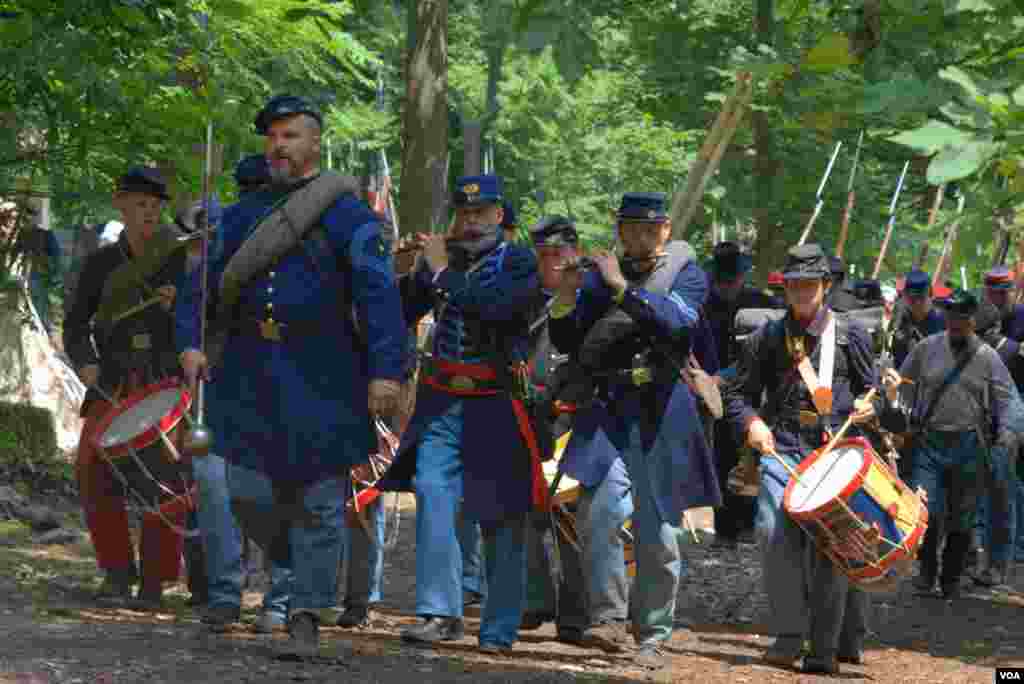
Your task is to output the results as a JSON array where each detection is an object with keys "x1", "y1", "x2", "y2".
[
  {"x1": 705, "y1": 241, "x2": 779, "y2": 549},
  {"x1": 379, "y1": 174, "x2": 543, "y2": 653},
  {"x1": 519, "y1": 215, "x2": 634, "y2": 651},
  {"x1": 890, "y1": 270, "x2": 945, "y2": 371},
  {"x1": 177, "y1": 95, "x2": 409, "y2": 658},
  {"x1": 549, "y1": 192, "x2": 721, "y2": 669},
  {"x1": 722, "y1": 244, "x2": 886, "y2": 675}
]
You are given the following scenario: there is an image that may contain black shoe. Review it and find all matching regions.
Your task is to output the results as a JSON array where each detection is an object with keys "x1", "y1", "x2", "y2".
[
  {"x1": 556, "y1": 628, "x2": 588, "y2": 647},
  {"x1": 519, "y1": 612, "x2": 553, "y2": 631},
  {"x1": 913, "y1": 574, "x2": 938, "y2": 597},
  {"x1": 463, "y1": 592, "x2": 483, "y2": 608},
  {"x1": 763, "y1": 636, "x2": 806, "y2": 668},
  {"x1": 336, "y1": 606, "x2": 373, "y2": 629},
  {"x1": 837, "y1": 650, "x2": 863, "y2": 665},
  {"x1": 187, "y1": 593, "x2": 209, "y2": 609},
  {"x1": 940, "y1": 581, "x2": 961, "y2": 601},
  {"x1": 401, "y1": 616, "x2": 465, "y2": 644},
  {"x1": 711, "y1": 535, "x2": 739, "y2": 551},
  {"x1": 201, "y1": 604, "x2": 242, "y2": 632},
  {"x1": 94, "y1": 569, "x2": 135, "y2": 606},
  {"x1": 973, "y1": 561, "x2": 1009, "y2": 588},
  {"x1": 275, "y1": 613, "x2": 319, "y2": 660},
  {"x1": 130, "y1": 586, "x2": 164, "y2": 612},
  {"x1": 802, "y1": 654, "x2": 839, "y2": 675}
]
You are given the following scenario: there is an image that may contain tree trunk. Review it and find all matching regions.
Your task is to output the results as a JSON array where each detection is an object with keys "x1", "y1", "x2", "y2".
[
  {"x1": 463, "y1": 121, "x2": 482, "y2": 177},
  {"x1": 749, "y1": 0, "x2": 783, "y2": 284},
  {"x1": 399, "y1": 0, "x2": 449, "y2": 236}
]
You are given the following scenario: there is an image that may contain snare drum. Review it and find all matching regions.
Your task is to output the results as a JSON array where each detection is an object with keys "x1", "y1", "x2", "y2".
[
  {"x1": 542, "y1": 433, "x2": 636, "y2": 577},
  {"x1": 92, "y1": 379, "x2": 194, "y2": 516},
  {"x1": 783, "y1": 436, "x2": 928, "y2": 593}
]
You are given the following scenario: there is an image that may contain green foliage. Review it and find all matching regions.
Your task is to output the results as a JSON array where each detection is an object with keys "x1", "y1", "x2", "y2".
[
  {"x1": 0, "y1": 402, "x2": 72, "y2": 492},
  {"x1": 3, "y1": 0, "x2": 1023, "y2": 283}
]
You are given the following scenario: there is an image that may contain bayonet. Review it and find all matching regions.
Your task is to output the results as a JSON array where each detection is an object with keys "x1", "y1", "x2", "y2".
[
  {"x1": 798, "y1": 141, "x2": 843, "y2": 245},
  {"x1": 871, "y1": 160, "x2": 910, "y2": 279}
]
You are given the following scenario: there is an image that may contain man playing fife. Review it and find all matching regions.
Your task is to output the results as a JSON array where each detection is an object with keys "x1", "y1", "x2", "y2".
[
  {"x1": 548, "y1": 192, "x2": 721, "y2": 669},
  {"x1": 380, "y1": 174, "x2": 544, "y2": 653}
]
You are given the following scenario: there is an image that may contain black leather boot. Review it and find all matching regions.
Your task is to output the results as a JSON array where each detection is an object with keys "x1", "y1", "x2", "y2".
[
  {"x1": 940, "y1": 531, "x2": 971, "y2": 600},
  {"x1": 914, "y1": 525, "x2": 939, "y2": 596}
]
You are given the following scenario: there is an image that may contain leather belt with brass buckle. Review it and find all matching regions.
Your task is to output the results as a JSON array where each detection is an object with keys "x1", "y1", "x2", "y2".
[
  {"x1": 449, "y1": 375, "x2": 476, "y2": 391},
  {"x1": 259, "y1": 318, "x2": 284, "y2": 342}
]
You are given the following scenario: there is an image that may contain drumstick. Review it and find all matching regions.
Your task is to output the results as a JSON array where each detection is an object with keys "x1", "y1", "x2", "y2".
[
  {"x1": 820, "y1": 387, "x2": 878, "y2": 458},
  {"x1": 110, "y1": 294, "x2": 164, "y2": 325}
]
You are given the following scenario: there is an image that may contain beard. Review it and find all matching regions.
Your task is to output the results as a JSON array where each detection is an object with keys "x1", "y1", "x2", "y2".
[{"x1": 447, "y1": 222, "x2": 501, "y2": 270}]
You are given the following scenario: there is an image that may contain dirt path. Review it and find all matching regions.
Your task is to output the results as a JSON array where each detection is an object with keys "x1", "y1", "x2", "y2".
[{"x1": 0, "y1": 504, "x2": 1021, "y2": 683}]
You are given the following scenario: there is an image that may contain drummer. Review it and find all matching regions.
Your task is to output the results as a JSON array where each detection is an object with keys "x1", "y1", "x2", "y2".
[
  {"x1": 520, "y1": 215, "x2": 634, "y2": 650},
  {"x1": 721, "y1": 243, "x2": 891, "y2": 674},
  {"x1": 64, "y1": 166, "x2": 188, "y2": 609}
]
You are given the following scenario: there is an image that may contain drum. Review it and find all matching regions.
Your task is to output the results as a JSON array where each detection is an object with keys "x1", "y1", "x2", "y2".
[
  {"x1": 783, "y1": 436, "x2": 928, "y2": 593},
  {"x1": 91, "y1": 379, "x2": 196, "y2": 534},
  {"x1": 346, "y1": 418, "x2": 402, "y2": 549},
  {"x1": 542, "y1": 433, "x2": 637, "y2": 578}
]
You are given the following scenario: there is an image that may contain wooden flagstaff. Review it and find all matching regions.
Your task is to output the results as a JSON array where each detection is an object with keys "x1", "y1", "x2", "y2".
[{"x1": 670, "y1": 72, "x2": 753, "y2": 238}]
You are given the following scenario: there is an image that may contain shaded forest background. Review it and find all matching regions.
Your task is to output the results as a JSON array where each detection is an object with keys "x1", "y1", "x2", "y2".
[{"x1": 1, "y1": 0, "x2": 1023, "y2": 285}]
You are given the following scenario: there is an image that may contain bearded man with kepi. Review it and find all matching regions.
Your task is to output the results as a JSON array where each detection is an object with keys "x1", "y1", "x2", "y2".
[
  {"x1": 177, "y1": 94, "x2": 409, "y2": 659},
  {"x1": 378, "y1": 174, "x2": 544, "y2": 653}
]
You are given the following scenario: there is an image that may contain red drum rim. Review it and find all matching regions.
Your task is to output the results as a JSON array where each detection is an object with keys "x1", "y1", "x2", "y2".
[
  {"x1": 782, "y1": 436, "x2": 874, "y2": 522},
  {"x1": 91, "y1": 378, "x2": 192, "y2": 457}
]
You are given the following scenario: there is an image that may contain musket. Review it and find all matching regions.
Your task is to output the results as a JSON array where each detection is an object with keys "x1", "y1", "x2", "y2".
[
  {"x1": 871, "y1": 161, "x2": 910, "y2": 280},
  {"x1": 797, "y1": 141, "x2": 843, "y2": 245},
  {"x1": 931, "y1": 192, "x2": 966, "y2": 290},
  {"x1": 914, "y1": 183, "x2": 946, "y2": 269},
  {"x1": 183, "y1": 12, "x2": 215, "y2": 458},
  {"x1": 994, "y1": 181, "x2": 1014, "y2": 267},
  {"x1": 835, "y1": 131, "x2": 863, "y2": 258}
]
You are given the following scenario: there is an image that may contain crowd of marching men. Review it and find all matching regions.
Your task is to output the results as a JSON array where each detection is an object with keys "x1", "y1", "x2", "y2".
[{"x1": 24, "y1": 93, "x2": 1024, "y2": 675}]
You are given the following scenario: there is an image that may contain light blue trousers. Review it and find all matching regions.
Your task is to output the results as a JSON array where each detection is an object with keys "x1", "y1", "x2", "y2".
[
  {"x1": 227, "y1": 463, "x2": 344, "y2": 615},
  {"x1": 414, "y1": 399, "x2": 527, "y2": 647},
  {"x1": 193, "y1": 454, "x2": 289, "y2": 619},
  {"x1": 342, "y1": 498, "x2": 384, "y2": 608}
]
